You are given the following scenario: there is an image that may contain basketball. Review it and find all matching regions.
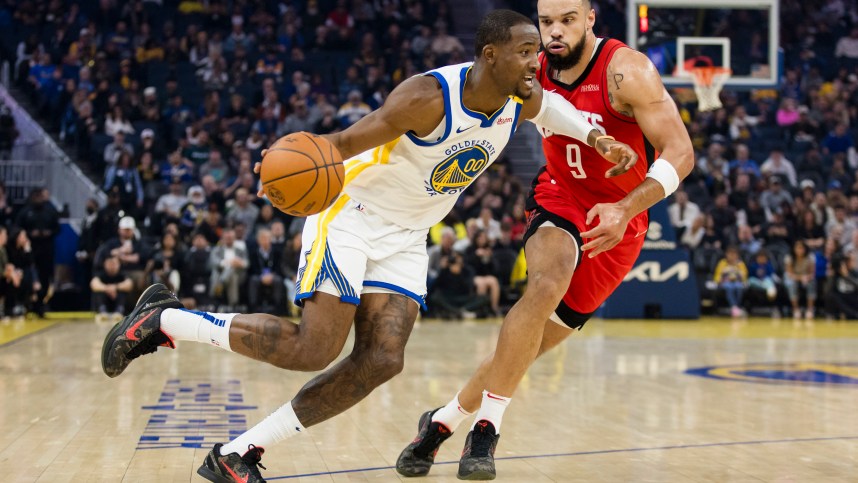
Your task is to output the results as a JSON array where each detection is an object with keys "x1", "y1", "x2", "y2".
[{"x1": 260, "y1": 132, "x2": 345, "y2": 217}]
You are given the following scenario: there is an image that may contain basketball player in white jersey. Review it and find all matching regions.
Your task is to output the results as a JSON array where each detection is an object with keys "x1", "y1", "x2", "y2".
[{"x1": 101, "y1": 10, "x2": 638, "y2": 482}]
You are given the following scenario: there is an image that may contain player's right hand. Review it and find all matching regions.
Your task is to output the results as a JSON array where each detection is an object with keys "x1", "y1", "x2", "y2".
[
  {"x1": 596, "y1": 138, "x2": 638, "y2": 178},
  {"x1": 254, "y1": 152, "x2": 264, "y2": 197}
]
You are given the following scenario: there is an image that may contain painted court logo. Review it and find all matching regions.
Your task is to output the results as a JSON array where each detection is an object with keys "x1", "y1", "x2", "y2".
[{"x1": 686, "y1": 362, "x2": 858, "y2": 386}]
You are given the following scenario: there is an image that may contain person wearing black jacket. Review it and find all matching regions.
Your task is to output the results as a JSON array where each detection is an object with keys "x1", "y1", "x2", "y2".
[
  {"x1": 247, "y1": 228, "x2": 284, "y2": 313},
  {"x1": 15, "y1": 188, "x2": 59, "y2": 317}
]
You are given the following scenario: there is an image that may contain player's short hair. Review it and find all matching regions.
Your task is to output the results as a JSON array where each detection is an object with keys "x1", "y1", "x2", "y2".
[{"x1": 474, "y1": 9, "x2": 534, "y2": 58}]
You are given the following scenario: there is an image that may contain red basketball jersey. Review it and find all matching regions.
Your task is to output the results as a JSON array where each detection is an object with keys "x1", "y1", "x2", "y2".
[{"x1": 529, "y1": 38, "x2": 654, "y2": 235}]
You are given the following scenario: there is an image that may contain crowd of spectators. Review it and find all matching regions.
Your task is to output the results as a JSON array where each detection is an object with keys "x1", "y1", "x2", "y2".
[{"x1": 0, "y1": 0, "x2": 857, "y2": 321}]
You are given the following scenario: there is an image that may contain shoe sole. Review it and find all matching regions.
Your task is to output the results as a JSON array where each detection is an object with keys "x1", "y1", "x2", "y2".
[
  {"x1": 457, "y1": 469, "x2": 496, "y2": 480},
  {"x1": 197, "y1": 464, "x2": 232, "y2": 483},
  {"x1": 395, "y1": 409, "x2": 434, "y2": 477},
  {"x1": 100, "y1": 283, "x2": 169, "y2": 378}
]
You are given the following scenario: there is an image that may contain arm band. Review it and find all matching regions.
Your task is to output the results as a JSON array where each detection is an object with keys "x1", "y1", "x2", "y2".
[
  {"x1": 646, "y1": 158, "x2": 680, "y2": 198},
  {"x1": 529, "y1": 90, "x2": 594, "y2": 144}
]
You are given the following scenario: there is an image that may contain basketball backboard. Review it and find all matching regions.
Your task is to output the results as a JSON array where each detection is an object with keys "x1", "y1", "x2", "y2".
[{"x1": 626, "y1": 0, "x2": 781, "y2": 89}]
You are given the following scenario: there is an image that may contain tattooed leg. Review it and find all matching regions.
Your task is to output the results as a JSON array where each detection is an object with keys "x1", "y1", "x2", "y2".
[
  {"x1": 292, "y1": 293, "x2": 418, "y2": 427},
  {"x1": 228, "y1": 292, "x2": 358, "y2": 371}
]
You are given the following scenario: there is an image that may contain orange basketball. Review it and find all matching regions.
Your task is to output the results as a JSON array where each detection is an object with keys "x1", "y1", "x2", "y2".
[{"x1": 260, "y1": 132, "x2": 344, "y2": 217}]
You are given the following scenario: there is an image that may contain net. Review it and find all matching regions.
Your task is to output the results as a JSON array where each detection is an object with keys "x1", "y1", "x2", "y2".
[{"x1": 686, "y1": 66, "x2": 732, "y2": 111}]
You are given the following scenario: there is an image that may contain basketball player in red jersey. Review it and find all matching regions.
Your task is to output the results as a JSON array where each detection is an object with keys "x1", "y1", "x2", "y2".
[{"x1": 397, "y1": 0, "x2": 694, "y2": 479}]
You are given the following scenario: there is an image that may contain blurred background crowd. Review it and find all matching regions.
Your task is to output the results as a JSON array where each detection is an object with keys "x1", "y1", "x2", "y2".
[{"x1": 0, "y1": 0, "x2": 854, "y2": 322}]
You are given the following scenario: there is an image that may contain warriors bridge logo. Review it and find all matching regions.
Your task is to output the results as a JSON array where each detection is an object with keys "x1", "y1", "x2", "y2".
[
  {"x1": 685, "y1": 362, "x2": 858, "y2": 386},
  {"x1": 425, "y1": 140, "x2": 494, "y2": 196}
]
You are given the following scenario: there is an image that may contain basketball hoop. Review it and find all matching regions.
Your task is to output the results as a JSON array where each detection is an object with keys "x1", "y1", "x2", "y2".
[{"x1": 685, "y1": 66, "x2": 732, "y2": 112}]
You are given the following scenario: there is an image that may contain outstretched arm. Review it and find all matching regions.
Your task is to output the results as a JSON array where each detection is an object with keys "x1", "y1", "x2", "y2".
[
  {"x1": 580, "y1": 49, "x2": 694, "y2": 256},
  {"x1": 522, "y1": 82, "x2": 639, "y2": 176},
  {"x1": 322, "y1": 75, "x2": 446, "y2": 160}
]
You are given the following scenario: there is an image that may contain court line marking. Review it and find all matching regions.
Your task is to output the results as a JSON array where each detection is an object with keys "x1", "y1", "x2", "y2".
[
  {"x1": 0, "y1": 321, "x2": 62, "y2": 350},
  {"x1": 268, "y1": 434, "x2": 858, "y2": 480}
]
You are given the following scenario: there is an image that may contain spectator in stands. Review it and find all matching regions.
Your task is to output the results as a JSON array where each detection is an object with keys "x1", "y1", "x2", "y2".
[
  {"x1": 247, "y1": 228, "x2": 284, "y2": 313},
  {"x1": 91, "y1": 255, "x2": 133, "y2": 323},
  {"x1": 761, "y1": 147, "x2": 797, "y2": 187},
  {"x1": 278, "y1": 100, "x2": 314, "y2": 136},
  {"x1": 103, "y1": 131, "x2": 135, "y2": 174},
  {"x1": 428, "y1": 226, "x2": 458, "y2": 287},
  {"x1": 155, "y1": 180, "x2": 188, "y2": 231},
  {"x1": 104, "y1": 105, "x2": 134, "y2": 136},
  {"x1": 180, "y1": 232, "x2": 212, "y2": 308},
  {"x1": 747, "y1": 249, "x2": 778, "y2": 305},
  {"x1": 0, "y1": 226, "x2": 12, "y2": 316},
  {"x1": 728, "y1": 144, "x2": 761, "y2": 182},
  {"x1": 16, "y1": 187, "x2": 59, "y2": 318},
  {"x1": 209, "y1": 226, "x2": 248, "y2": 310},
  {"x1": 430, "y1": 20, "x2": 464, "y2": 58},
  {"x1": 669, "y1": 191, "x2": 701, "y2": 243},
  {"x1": 775, "y1": 97, "x2": 801, "y2": 129},
  {"x1": 226, "y1": 187, "x2": 259, "y2": 233},
  {"x1": 474, "y1": 207, "x2": 501, "y2": 243},
  {"x1": 161, "y1": 150, "x2": 195, "y2": 186},
  {"x1": 729, "y1": 106, "x2": 759, "y2": 142},
  {"x1": 99, "y1": 215, "x2": 148, "y2": 289},
  {"x1": 139, "y1": 128, "x2": 165, "y2": 162},
  {"x1": 430, "y1": 253, "x2": 489, "y2": 319},
  {"x1": 465, "y1": 229, "x2": 501, "y2": 317},
  {"x1": 826, "y1": 205, "x2": 856, "y2": 246},
  {"x1": 796, "y1": 210, "x2": 826, "y2": 251},
  {"x1": 199, "y1": 149, "x2": 230, "y2": 189},
  {"x1": 760, "y1": 177, "x2": 794, "y2": 216},
  {"x1": 822, "y1": 123, "x2": 854, "y2": 156},
  {"x1": 736, "y1": 224, "x2": 762, "y2": 257},
  {"x1": 834, "y1": 27, "x2": 858, "y2": 67},
  {"x1": 146, "y1": 232, "x2": 183, "y2": 294},
  {"x1": 104, "y1": 151, "x2": 144, "y2": 214},
  {"x1": 713, "y1": 245, "x2": 748, "y2": 318},
  {"x1": 785, "y1": 240, "x2": 817, "y2": 321},
  {"x1": 337, "y1": 89, "x2": 371, "y2": 128},
  {"x1": 6, "y1": 228, "x2": 40, "y2": 317},
  {"x1": 827, "y1": 256, "x2": 858, "y2": 319},
  {"x1": 728, "y1": 173, "x2": 752, "y2": 214}
]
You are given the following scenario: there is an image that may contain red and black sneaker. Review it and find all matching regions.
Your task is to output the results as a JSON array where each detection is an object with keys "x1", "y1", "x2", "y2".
[
  {"x1": 100, "y1": 283, "x2": 183, "y2": 378},
  {"x1": 198, "y1": 443, "x2": 267, "y2": 483},
  {"x1": 396, "y1": 408, "x2": 454, "y2": 477},
  {"x1": 457, "y1": 420, "x2": 500, "y2": 480}
]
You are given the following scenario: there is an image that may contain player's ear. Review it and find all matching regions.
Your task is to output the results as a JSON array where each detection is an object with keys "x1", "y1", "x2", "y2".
[{"x1": 482, "y1": 44, "x2": 496, "y2": 64}]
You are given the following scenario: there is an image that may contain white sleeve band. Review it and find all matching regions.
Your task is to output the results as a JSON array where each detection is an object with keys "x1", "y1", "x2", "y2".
[
  {"x1": 646, "y1": 158, "x2": 680, "y2": 198},
  {"x1": 528, "y1": 89, "x2": 594, "y2": 144}
]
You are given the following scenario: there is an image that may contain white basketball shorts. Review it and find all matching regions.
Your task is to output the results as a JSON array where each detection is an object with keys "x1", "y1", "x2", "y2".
[{"x1": 294, "y1": 194, "x2": 429, "y2": 310}]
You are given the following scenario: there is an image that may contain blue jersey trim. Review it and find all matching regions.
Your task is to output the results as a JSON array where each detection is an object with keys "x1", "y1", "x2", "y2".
[
  {"x1": 363, "y1": 281, "x2": 428, "y2": 311},
  {"x1": 508, "y1": 101, "x2": 523, "y2": 141},
  {"x1": 405, "y1": 71, "x2": 452, "y2": 146},
  {"x1": 294, "y1": 291, "x2": 360, "y2": 306},
  {"x1": 458, "y1": 66, "x2": 511, "y2": 127}
]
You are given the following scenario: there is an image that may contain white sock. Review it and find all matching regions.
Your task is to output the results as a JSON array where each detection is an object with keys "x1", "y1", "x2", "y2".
[
  {"x1": 431, "y1": 392, "x2": 474, "y2": 431},
  {"x1": 221, "y1": 401, "x2": 306, "y2": 456},
  {"x1": 471, "y1": 390, "x2": 511, "y2": 433},
  {"x1": 160, "y1": 308, "x2": 235, "y2": 351}
]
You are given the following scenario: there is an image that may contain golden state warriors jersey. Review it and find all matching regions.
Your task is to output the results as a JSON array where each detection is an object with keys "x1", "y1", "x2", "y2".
[{"x1": 342, "y1": 62, "x2": 523, "y2": 230}]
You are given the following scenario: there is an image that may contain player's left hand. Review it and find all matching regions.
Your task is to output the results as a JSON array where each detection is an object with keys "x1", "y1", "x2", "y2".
[
  {"x1": 595, "y1": 138, "x2": 638, "y2": 178},
  {"x1": 580, "y1": 202, "x2": 631, "y2": 257}
]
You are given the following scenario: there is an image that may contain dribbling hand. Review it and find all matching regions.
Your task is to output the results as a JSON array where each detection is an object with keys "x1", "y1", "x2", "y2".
[
  {"x1": 595, "y1": 138, "x2": 638, "y2": 178},
  {"x1": 254, "y1": 151, "x2": 265, "y2": 197}
]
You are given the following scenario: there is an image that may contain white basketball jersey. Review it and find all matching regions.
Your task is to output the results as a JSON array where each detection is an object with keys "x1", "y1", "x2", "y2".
[{"x1": 342, "y1": 62, "x2": 523, "y2": 230}]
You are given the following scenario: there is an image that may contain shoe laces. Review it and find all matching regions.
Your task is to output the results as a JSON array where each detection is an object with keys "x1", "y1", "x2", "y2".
[
  {"x1": 414, "y1": 422, "x2": 450, "y2": 457},
  {"x1": 126, "y1": 331, "x2": 172, "y2": 360},
  {"x1": 242, "y1": 444, "x2": 267, "y2": 479},
  {"x1": 470, "y1": 422, "x2": 496, "y2": 458}
]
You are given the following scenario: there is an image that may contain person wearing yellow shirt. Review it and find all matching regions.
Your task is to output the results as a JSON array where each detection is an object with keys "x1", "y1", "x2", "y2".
[{"x1": 713, "y1": 245, "x2": 748, "y2": 318}]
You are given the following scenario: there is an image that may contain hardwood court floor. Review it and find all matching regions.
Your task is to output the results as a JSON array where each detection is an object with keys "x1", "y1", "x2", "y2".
[{"x1": 1, "y1": 316, "x2": 857, "y2": 482}]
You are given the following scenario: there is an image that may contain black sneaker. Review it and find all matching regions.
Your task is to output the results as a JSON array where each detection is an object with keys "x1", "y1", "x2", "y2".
[
  {"x1": 197, "y1": 443, "x2": 267, "y2": 483},
  {"x1": 100, "y1": 283, "x2": 183, "y2": 378},
  {"x1": 457, "y1": 420, "x2": 500, "y2": 480},
  {"x1": 396, "y1": 408, "x2": 454, "y2": 477}
]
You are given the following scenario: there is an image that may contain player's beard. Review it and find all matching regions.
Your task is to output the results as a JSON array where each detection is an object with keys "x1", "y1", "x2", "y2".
[{"x1": 543, "y1": 31, "x2": 587, "y2": 72}]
